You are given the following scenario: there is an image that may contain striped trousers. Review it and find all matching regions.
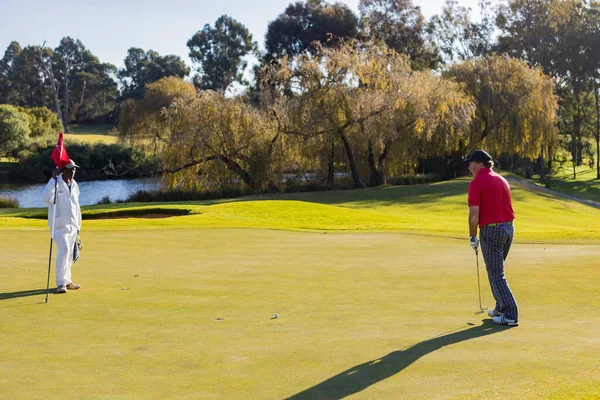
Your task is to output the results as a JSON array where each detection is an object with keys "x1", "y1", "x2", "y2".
[{"x1": 480, "y1": 223, "x2": 518, "y2": 321}]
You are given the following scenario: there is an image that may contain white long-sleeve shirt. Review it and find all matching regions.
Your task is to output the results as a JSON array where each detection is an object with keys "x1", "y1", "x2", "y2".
[{"x1": 42, "y1": 176, "x2": 82, "y2": 233}]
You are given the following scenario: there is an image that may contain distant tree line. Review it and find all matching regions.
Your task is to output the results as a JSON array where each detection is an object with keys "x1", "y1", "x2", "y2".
[
  {"x1": 5, "y1": 142, "x2": 159, "y2": 184},
  {"x1": 1, "y1": 0, "x2": 599, "y2": 184},
  {"x1": 119, "y1": 42, "x2": 556, "y2": 192}
]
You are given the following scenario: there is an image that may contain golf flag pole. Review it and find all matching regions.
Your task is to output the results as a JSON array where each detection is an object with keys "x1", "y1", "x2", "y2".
[
  {"x1": 46, "y1": 132, "x2": 70, "y2": 303},
  {"x1": 45, "y1": 177, "x2": 58, "y2": 303}
]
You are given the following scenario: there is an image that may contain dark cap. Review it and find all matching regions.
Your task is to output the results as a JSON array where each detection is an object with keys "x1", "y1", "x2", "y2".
[{"x1": 465, "y1": 150, "x2": 492, "y2": 163}]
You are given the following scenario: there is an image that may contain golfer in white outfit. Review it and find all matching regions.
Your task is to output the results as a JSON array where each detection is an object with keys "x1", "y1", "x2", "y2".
[{"x1": 42, "y1": 160, "x2": 82, "y2": 294}]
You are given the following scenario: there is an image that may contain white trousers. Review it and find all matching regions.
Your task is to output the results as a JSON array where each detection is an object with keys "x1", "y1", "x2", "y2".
[{"x1": 53, "y1": 229, "x2": 77, "y2": 286}]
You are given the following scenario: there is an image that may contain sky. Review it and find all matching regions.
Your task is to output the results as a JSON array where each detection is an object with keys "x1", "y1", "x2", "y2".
[{"x1": 1, "y1": 0, "x2": 481, "y2": 71}]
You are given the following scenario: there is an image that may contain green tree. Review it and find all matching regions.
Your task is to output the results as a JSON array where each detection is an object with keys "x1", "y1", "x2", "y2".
[
  {"x1": 51, "y1": 37, "x2": 86, "y2": 129},
  {"x1": 0, "y1": 104, "x2": 31, "y2": 157},
  {"x1": 359, "y1": 0, "x2": 439, "y2": 70},
  {"x1": 446, "y1": 55, "x2": 558, "y2": 164},
  {"x1": 18, "y1": 106, "x2": 63, "y2": 144},
  {"x1": 585, "y1": 1, "x2": 600, "y2": 179},
  {"x1": 495, "y1": 0, "x2": 599, "y2": 178},
  {"x1": 363, "y1": 69, "x2": 474, "y2": 185},
  {"x1": 264, "y1": 0, "x2": 359, "y2": 59},
  {"x1": 0, "y1": 104, "x2": 62, "y2": 158},
  {"x1": 265, "y1": 40, "x2": 383, "y2": 188},
  {"x1": 118, "y1": 48, "x2": 190, "y2": 99},
  {"x1": 495, "y1": 0, "x2": 560, "y2": 77},
  {"x1": 0, "y1": 42, "x2": 23, "y2": 104},
  {"x1": 266, "y1": 40, "x2": 472, "y2": 187},
  {"x1": 427, "y1": 0, "x2": 493, "y2": 63},
  {"x1": 549, "y1": 1, "x2": 593, "y2": 177},
  {"x1": 120, "y1": 83, "x2": 281, "y2": 192},
  {"x1": 0, "y1": 43, "x2": 47, "y2": 107},
  {"x1": 37, "y1": 38, "x2": 119, "y2": 130},
  {"x1": 118, "y1": 77, "x2": 196, "y2": 152},
  {"x1": 159, "y1": 92, "x2": 281, "y2": 192},
  {"x1": 187, "y1": 15, "x2": 257, "y2": 91},
  {"x1": 71, "y1": 54, "x2": 119, "y2": 123},
  {"x1": 1, "y1": 39, "x2": 118, "y2": 125}
]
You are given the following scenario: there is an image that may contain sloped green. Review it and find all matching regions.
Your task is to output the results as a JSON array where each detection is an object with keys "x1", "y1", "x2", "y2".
[
  {"x1": 0, "y1": 229, "x2": 598, "y2": 399},
  {"x1": 2, "y1": 178, "x2": 599, "y2": 243}
]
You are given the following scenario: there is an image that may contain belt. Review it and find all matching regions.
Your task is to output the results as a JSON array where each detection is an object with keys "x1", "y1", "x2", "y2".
[{"x1": 482, "y1": 221, "x2": 513, "y2": 227}]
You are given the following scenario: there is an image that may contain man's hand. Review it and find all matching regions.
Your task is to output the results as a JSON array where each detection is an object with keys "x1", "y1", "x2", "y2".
[
  {"x1": 51, "y1": 167, "x2": 60, "y2": 180},
  {"x1": 470, "y1": 236, "x2": 479, "y2": 252}
]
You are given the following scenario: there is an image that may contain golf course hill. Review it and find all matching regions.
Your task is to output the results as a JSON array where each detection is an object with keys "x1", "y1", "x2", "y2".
[{"x1": 2, "y1": 176, "x2": 599, "y2": 244}]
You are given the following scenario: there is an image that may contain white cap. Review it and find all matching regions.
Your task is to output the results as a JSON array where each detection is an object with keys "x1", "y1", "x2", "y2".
[{"x1": 64, "y1": 159, "x2": 79, "y2": 169}]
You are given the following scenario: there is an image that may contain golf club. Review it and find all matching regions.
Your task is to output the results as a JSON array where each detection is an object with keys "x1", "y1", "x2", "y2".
[{"x1": 475, "y1": 249, "x2": 488, "y2": 314}]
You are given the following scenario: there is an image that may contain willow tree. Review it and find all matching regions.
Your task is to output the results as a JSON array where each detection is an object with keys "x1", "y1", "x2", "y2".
[
  {"x1": 362, "y1": 65, "x2": 474, "y2": 186},
  {"x1": 446, "y1": 55, "x2": 558, "y2": 174},
  {"x1": 265, "y1": 40, "x2": 473, "y2": 187},
  {"x1": 158, "y1": 91, "x2": 282, "y2": 192},
  {"x1": 118, "y1": 77, "x2": 197, "y2": 154},
  {"x1": 266, "y1": 41, "x2": 406, "y2": 188}
]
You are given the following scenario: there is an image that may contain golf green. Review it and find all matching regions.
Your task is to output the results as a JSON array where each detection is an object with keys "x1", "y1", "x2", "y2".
[{"x1": 1, "y1": 228, "x2": 599, "y2": 399}]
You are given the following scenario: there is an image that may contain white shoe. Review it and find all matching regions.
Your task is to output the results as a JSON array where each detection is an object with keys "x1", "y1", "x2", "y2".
[
  {"x1": 493, "y1": 316, "x2": 519, "y2": 326},
  {"x1": 66, "y1": 283, "x2": 81, "y2": 290},
  {"x1": 57, "y1": 285, "x2": 67, "y2": 294},
  {"x1": 488, "y1": 309, "x2": 503, "y2": 318}
]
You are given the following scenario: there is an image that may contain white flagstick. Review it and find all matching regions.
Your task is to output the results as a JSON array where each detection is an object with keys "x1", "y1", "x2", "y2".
[{"x1": 45, "y1": 170, "x2": 59, "y2": 303}]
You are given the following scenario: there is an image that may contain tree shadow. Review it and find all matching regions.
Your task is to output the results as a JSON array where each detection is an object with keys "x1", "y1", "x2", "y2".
[
  {"x1": 247, "y1": 181, "x2": 469, "y2": 208},
  {"x1": 0, "y1": 288, "x2": 53, "y2": 301},
  {"x1": 286, "y1": 320, "x2": 510, "y2": 400}
]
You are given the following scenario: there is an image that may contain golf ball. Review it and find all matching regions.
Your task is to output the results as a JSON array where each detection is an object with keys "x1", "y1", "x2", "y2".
[{"x1": 274, "y1": 313, "x2": 279, "y2": 318}]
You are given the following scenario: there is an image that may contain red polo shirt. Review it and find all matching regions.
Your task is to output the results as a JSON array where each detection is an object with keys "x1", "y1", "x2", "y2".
[{"x1": 468, "y1": 168, "x2": 515, "y2": 227}]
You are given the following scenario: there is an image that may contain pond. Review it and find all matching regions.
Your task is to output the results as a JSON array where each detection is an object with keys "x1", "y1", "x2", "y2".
[{"x1": 0, "y1": 178, "x2": 162, "y2": 208}]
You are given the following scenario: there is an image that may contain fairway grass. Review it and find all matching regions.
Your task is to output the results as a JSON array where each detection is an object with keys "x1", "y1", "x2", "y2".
[
  {"x1": 548, "y1": 164, "x2": 600, "y2": 204},
  {"x1": 64, "y1": 133, "x2": 119, "y2": 145},
  {"x1": 1, "y1": 180, "x2": 599, "y2": 398},
  {"x1": 2, "y1": 178, "x2": 599, "y2": 244},
  {"x1": 1, "y1": 229, "x2": 599, "y2": 399},
  {"x1": 65, "y1": 124, "x2": 118, "y2": 145},
  {"x1": 527, "y1": 158, "x2": 600, "y2": 204}
]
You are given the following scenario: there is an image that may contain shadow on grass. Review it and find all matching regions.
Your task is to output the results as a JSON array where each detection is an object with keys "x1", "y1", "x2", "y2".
[
  {"x1": 286, "y1": 319, "x2": 510, "y2": 400},
  {"x1": 0, "y1": 288, "x2": 54, "y2": 301},
  {"x1": 247, "y1": 180, "x2": 470, "y2": 209}
]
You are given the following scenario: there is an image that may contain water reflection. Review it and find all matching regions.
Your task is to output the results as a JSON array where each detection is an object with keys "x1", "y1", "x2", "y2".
[{"x1": 0, "y1": 178, "x2": 161, "y2": 208}]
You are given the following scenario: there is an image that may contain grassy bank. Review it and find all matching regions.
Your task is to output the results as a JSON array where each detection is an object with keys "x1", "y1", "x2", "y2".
[
  {"x1": 1, "y1": 177, "x2": 599, "y2": 398},
  {"x1": 547, "y1": 162, "x2": 600, "y2": 203},
  {"x1": 65, "y1": 124, "x2": 118, "y2": 144},
  {"x1": 2, "y1": 178, "x2": 599, "y2": 244}
]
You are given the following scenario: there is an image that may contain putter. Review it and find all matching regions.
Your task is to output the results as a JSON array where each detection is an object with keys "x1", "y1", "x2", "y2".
[{"x1": 475, "y1": 249, "x2": 488, "y2": 314}]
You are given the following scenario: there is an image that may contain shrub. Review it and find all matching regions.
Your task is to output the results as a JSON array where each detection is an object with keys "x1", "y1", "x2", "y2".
[
  {"x1": 7, "y1": 142, "x2": 159, "y2": 184},
  {"x1": 97, "y1": 196, "x2": 112, "y2": 204},
  {"x1": 387, "y1": 174, "x2": 440, "y2": 186},
  {"x1": 284, "y1": 177, "x2": 356, "y2": 193},
  {"x1": 0, "y1": 195, "x2": 19, "y2": 208},
  {"x1": 0, "y1": 104, "x2": 30, "y2": 157},
  {"x1": 18, "y1": 106, "x2": 63, "y2": 141},
  {"x1": 122, "y1": 187, "x2": 243, "y2": 203}
]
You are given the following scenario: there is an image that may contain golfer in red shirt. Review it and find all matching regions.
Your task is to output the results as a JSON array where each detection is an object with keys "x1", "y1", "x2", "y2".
[{"x1": 467, "y1": 150, "x2": 518, "y2": 326}]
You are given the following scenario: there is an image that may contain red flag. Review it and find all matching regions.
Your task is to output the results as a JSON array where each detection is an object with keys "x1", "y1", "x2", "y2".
[{"x1": 50, "y1": 132, "x2": 71, "y2": 168}]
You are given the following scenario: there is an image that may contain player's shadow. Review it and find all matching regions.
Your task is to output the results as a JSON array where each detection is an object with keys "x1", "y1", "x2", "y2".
[
  {"x1": 0, "y1": 288, "x2": 53, "y2": 301},
  {"x1": 286, "y1": 319, "x2": 510, "y2": 400}
]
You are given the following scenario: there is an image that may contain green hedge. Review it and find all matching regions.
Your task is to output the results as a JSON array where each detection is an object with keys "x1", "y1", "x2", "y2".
[
  {"x1": 7, "y1": 143, "x2": 159, "y2": 183},
  {"x1": 116, "y1": 187, "x2": 244, "y2": 204}
]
